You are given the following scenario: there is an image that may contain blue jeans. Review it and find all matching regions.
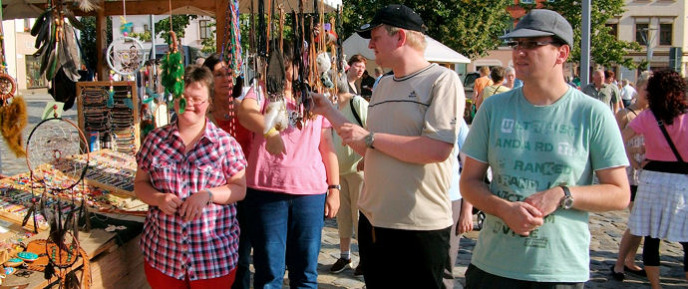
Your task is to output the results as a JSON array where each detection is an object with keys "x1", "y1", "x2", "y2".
[
  {"x1": 231, "y1": 200, "x2": 251, "y2": 289},
  {"x1": 244, "y1": 188, "x2": 325, "y2": 289}
]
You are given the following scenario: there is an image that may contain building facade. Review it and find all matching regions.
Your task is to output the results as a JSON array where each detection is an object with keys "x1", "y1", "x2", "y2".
[{"x1": 471, "y1": 0, "x2": 687, "y2": 83}]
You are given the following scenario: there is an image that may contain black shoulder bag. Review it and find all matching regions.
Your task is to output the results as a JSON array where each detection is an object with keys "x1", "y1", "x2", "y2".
[
  {"x1": 350, "y1": 96, "x2": 363, "y2": 126},
  {"x1": 657, "y1": 120, "x2": 688, "y2": 173}
]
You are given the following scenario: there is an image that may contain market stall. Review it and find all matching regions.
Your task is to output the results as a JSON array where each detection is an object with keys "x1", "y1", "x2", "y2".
[{"x1": 0, "y1": 149, "x2": 147, "y2": 288}]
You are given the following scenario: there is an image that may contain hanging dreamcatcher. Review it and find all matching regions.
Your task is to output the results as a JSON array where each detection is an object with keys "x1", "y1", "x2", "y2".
[
  {"x1": 0, "y1": 0, "x2": 27, "y2": 158},
  {"x1": 106, "y1": 0, "x2": 145, "y2": 77},
  {"x1": 23, "y1": 115, "x2": 92, "y2": 287}
]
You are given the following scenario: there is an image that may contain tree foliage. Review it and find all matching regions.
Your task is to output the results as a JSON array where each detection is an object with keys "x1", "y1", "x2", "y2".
[
  {"x1": 341, "y1": 0, "x2": 512, "y2": 59},
  {"x1": 155, "y1": 15, "x2": 198, "y2": 45},
  {"x1": 539, "y1": 0, "x2": 642, "y2": 68},
  {"x1": 79, "y1": 16, "x2": 113, "y2": 71}
]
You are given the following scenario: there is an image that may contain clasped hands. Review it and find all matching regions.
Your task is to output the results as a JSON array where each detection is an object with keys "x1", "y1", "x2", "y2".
[
  {"x1": 503, "y1": 187, "x2": 564, "y2": 236},
  {"x1": 156, "y1": 191, "x2": 210, "y2": 222}
]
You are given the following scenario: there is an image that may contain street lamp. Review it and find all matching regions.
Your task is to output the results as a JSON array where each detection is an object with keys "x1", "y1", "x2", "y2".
[{"x1": 640, "y1": 27, "x2": 657, "y2": 72}]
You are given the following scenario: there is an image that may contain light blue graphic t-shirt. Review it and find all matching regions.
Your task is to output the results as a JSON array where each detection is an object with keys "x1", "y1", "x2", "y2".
[
  {"x1": 462, "y1": 87, "x2": 628, "y2": 282},
  {"x1": 449, "y1": 118, "x2": 470, "y2": 201}
]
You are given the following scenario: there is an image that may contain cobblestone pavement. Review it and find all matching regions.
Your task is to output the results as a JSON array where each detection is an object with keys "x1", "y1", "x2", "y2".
[
  {"x1": 2, "y1": 92, "x2": 686, "y2": 289},
  {"x1": 317, "y1": 210, "x2": 687, "y2": 289}
]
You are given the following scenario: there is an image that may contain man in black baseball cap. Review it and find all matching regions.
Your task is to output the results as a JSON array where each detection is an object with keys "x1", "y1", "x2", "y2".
[
  {"x1": 356, "y1": 4, "x2": 426, "y2": 39},
  {"x1": 461, "y1": 8, "x2": 630, "y2": 289},
  {"x1": 309, "y1": 4, "x2": 465, "y2": 289}
]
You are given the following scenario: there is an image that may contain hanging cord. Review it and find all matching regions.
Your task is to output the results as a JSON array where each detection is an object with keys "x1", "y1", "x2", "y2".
[{"x1": 0, "y1": 0, "x2": 6, "y2": 74}]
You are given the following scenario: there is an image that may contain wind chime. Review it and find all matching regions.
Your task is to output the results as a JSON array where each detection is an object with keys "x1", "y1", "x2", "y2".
[{"x1": 0, "y1": 0, "x2": 26, "y2": 159}]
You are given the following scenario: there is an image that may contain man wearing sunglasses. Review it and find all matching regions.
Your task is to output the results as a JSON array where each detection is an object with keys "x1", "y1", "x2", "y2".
[{"x1": 460, "y1": 9, "x2": 630, "y2": 288}]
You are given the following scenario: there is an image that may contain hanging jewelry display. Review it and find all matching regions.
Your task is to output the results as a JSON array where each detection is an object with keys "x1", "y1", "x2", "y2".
[
  {"x1": 105, "y1": 0, "x2": 145, "y2": 77},
  {"x1": 219, "y1": 0, "x2": 242, "y2": 136}
]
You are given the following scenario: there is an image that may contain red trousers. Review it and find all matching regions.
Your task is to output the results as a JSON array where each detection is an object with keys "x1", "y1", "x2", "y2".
[{"x1": 144, "y1": 261, "x2": 236, "y2": 289}]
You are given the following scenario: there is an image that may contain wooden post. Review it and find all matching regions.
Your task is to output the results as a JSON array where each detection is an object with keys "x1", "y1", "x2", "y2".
[
  {"x1": 96, "y1": 8, "x2": 107, "y2": 81},
  {"x1": 216, "y1": 0, "x2": 229, "y2": 53}
]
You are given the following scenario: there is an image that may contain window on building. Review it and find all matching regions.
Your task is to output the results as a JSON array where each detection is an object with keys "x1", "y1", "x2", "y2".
[
  {"x1": 520, "y1": 0, "x2": 534, "y2": 3},
  {"x1": 199, "y1": 20, "x2": 211, "y2": 40},
  {"x1": 659, "y1": 23, "x2": 672, "y2": 46},
  {"x1": 635, "y1": 23, "x2": 648, "y2": 46},
  {"x1": 23, "y1": 19, "x2": 31, "y2": 32},
  {"x1": 606, "y1": 23, "x2": 618, "y2": 40}
]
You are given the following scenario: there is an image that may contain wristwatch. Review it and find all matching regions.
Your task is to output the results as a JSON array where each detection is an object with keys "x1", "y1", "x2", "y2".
[
  {"x1": 328, "y1": 184, "x2": 341, "y2": 191},
  {"x1": 364, "y1": 132, "x2": 375, "y2": 149},
  {"x1": 559, "y1": 185, "x2": 574, "y2": 210}
]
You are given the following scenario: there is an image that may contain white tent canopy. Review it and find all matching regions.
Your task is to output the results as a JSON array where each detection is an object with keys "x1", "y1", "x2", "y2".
[{"x1": 343, "y1": 33, "x2": 470, "y2": 64}]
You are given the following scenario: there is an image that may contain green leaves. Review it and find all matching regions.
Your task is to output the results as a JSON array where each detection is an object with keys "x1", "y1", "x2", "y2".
[{"x1": 341, "y1": 0, "x2": 511, "y2": 59}]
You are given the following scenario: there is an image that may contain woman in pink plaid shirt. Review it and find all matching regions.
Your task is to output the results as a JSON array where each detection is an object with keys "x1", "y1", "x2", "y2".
[{"x1": 135, "y1": 65, "x2": 248, "y2": 288}]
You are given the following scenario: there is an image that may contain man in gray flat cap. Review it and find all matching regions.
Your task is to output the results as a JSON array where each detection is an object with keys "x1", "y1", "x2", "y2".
[{"x1": 460, "y1": 9, "x2": 630, "y2": 288}]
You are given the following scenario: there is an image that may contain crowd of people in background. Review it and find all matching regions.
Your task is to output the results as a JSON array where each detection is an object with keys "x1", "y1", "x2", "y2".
[{"x1": 131, "y1": 5, "x2": 688, "y2": 289}]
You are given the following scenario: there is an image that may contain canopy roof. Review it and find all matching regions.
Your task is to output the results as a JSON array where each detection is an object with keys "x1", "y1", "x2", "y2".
[
  {"x1": 2, "y1": 0, "x2": 342, "y2": 19},
  {"x1": 343, "y1": 33, "x2": 470, "y2": 64}
]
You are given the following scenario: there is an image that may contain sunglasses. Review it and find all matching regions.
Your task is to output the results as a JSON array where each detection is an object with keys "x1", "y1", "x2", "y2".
[{"x1": 506, "y1": 41, "x2": 559, "y2": 50}]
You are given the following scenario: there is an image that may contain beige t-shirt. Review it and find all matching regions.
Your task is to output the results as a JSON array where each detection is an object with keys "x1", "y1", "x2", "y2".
[{"x1": 361, "y1": 64, "x2": 464, "y2": 230}]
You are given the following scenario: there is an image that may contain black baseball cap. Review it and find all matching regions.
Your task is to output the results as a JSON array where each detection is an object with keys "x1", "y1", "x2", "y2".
[
  {"x1": 499, "y1": 9, "x2": 573, "y2": 47},
  {"x1": 356, "y1": 4, "x2": 426, "y2": 39}
]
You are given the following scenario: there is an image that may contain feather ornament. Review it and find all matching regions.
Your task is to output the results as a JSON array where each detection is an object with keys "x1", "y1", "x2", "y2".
[
  {"x1": 0, "y1": 96, "x2": 27, "y2": 157},
  {"x1": 74, "y1": 0, "x2": 101, "y2": 12}
]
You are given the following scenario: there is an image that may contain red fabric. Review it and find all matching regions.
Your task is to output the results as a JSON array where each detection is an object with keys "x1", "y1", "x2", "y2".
[
  {"x1": 145, "y1": 261, "x2": 236, "y2": 289},
  {"x1": 215, "y1": 117, "x2": 252, "y2": 158}
]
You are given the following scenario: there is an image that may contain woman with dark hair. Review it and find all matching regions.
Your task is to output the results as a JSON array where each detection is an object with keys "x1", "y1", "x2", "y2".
[
  {"x1": 475, "y1": 66, "x2": 510, "y2": 110},
  {"x1": 203, "y1": 53, "x2": 252, "y2": 154},
  {"x1": 624, "y1": 69, "x2": 688, "y2": 289},
  {"x1": 202, "y1": 53, "x2": 254, "y2": 289},
  {"x1": 237, "y1": 42, "x2": 340, "y2": 288}
]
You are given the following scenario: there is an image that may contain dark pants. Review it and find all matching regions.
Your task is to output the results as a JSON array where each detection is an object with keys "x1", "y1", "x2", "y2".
[
  {"x1": 358, "y1": 214, "x2": 449, "y2": 289},
  {"x1": 465, "y1": 264, "x2": 584, "y2": 289},
  {"x1": 622, "y1": 99, "x2": 632, "y2": 108},
  {"x1": 642, "y1": 236, "x2": 688, "y2": 271},
  {"x1": 231, "y1": 201, "x2": 251, "y2": 289}
]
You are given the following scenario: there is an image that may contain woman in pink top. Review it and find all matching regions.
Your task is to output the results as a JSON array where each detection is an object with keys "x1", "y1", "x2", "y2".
[
  {"x1": 623, "y1": 70, "x2": 688, "y2": 289},
  {"x1": 236, "y1": 42, "x2": 339, "y2": 288}
]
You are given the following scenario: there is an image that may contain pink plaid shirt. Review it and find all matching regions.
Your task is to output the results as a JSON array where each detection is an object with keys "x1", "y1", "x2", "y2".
[{"x1": 136, "y1": 119, "x2": 247, "y2": 280}]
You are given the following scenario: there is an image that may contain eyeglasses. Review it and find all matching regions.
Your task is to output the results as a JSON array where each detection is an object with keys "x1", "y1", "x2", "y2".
[
  {"x1": 506, "y1": 41, "x2": 558, "y2": 50},
  {"x1": 184, "y1": 96, "x2": 208, "y2": 106}
]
